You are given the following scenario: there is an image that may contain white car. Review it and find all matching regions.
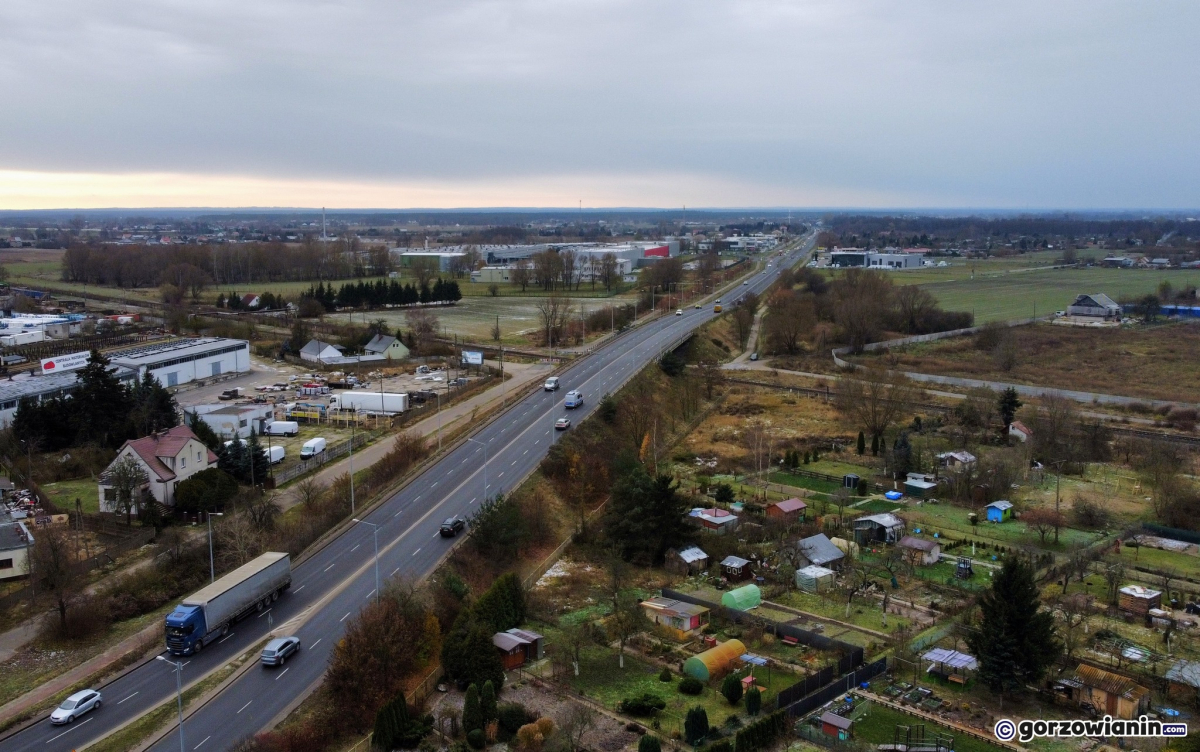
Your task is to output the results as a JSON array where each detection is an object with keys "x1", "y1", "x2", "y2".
[
  {"x1": 743, "y1": 280, "x2": 749, "y2": 285},
  {"x1": 51, "y1": 689, "x2": 101, "y2": 725},
  {"x1": 675, "y1": 309, "x2": 683, "y2": 316},
  {"x1": 555, "y1": 417, "x2": 571, "y2": 430}
]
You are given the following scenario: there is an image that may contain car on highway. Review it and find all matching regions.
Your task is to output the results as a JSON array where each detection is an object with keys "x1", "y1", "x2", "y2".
[
  {"x1": 544, "y1": 376, "x2": 560, "y2": 391},
  {"x1": 675, "y1": 309, "x2": 683, "y2": 315},
  {"x1": 743, "y1": 280, "x2": 749, "y2": 285},
  {"x1": 694, "y1": 303, "x2": 701, "y2": 309},
  {"x1": 440, "y1": 516, "x2": 465, "y2": 537},
  {"x1": 555, "y1": 417, "x2": 571, "y2": 430},
  {"x1": 50, "y1": 689, "x2": 101, "y2": 725},
  {"x1": 564, "y1": 390, "x2": 584, "y2": 408},
  {"x1": 714, "y1": 304, "x2": 722, "y2": 313},
  {"x1": 260, "y1": 636, "x2": 300, "y2": 667}
]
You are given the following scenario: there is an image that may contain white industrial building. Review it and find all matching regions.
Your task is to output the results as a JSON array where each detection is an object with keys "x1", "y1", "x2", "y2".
[
  {"x1": 185, "y1": 403, "x2": 275, "y2": 439},
  {"x1": 0, "y1": 368, "x2": 137, "y2": 428},
  {"x1": 109, "y1": 338, "x2": 251, "y2": 388},
  {"x1": 829, "y1": 250, "x2": 924, "y2": 269},
  {"x1": 396, "y1": 251, "x2": 466, "y2": 272}
]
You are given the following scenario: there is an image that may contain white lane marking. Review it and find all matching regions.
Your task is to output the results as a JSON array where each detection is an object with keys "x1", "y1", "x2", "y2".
[
  {"x1": 431, "y1": 481, "x2": 438, "y2": 487},
  {"x1": 351, "y1": 544, "x2": 360, "y2": 552},
  {"x1": 219, "y1": 632, "x2": 235, "y2": 644},
  {"x1": 310, "y1": 639, "x2": 322, "y2": 650},
  {"x1": 238, "y1": 700, "x2": 253, "y2": 714},
  {"x1": 182, "y1": 661, "x2": 191, "y2": 668},
  {"x1": 366, "y1": 589, "x2": 376, "y2": 600},
  {"x1": 118, "y1": 691, "x2": 139, "y2": 704},
  {"x1": 46, "y1": 718, "x2": 91, "y2": 743},
  {"x1": 391, "y1": 567, "x2": 400, "y2": 576},
  {"x1": 523, "y1": 449, "x2": 529, "y2": 455},
  {"x1": 258, "y1": 608, "x2": 271, "y2": 618},
  {"x1": 394, "y1": 510, "x2": 403, "y2": 517},
  {"x1": 324, "y1": 563, "x2": 336, "y2": 572},
  {"x1": 340, "y1": 612, "x2": 351, "y2": 622},
  {"x1": 498, "y1": 471, "x2": 505, "y2": 478},
  {"x1": 433, "y1": 532, "x2": 441, "y2": 539},
  {"x1": 510, "y1": 460, "x2": 517, "y2": 466},
  {"x1": 295, "y1": 585, "x2": 305, "y2": 593},
  {"x1": 414, "y1": 495, "x2": 421, "y2": 501},
  {"x1": 275, "y1": 668, "x2": 289, "y2": 681},
  {"x1": 195, "y1": 735, "x2": 212, "y2": 749},
  {"x1": 412, "y1": 547, "x2": 422, "y2": 556},
  {"x1": 469, "y1": 497, "x2": 477, "y2": 504}
]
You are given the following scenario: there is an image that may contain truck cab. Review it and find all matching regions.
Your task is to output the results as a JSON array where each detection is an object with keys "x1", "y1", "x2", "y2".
[{"x1": 165, "y1": 605, "x2": 207, "y2": 654}]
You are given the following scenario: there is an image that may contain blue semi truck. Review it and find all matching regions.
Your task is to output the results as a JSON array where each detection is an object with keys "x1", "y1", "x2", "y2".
[{"x1": 165, "y1": 552, "x2": 292, "y2": 655}]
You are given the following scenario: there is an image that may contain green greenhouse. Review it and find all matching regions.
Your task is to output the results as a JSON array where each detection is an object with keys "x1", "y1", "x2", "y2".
[{"x1": 720, "y1": 583, "x2": 761, "y2": 611}]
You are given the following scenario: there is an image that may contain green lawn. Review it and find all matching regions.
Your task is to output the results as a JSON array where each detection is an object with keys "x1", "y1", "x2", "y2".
[
  {"x1": 40, "y1": 478, "x2": 100, "y2": 514},
  {"x1": 903, "y1": 503, "x2": 1102, "y2": 553},
  {"x1": 1118, "y1": 544, "x2": 1200, "y2": 581},
  {"x1": 773, "y1": 590, "x2": 912, "y2": 633},
  {"x1": 848, "y1": 701, "x2": 1007, "y2": 752},
  {"x1": 856, "y1": 499, "x2": 902, "y2": 514}
]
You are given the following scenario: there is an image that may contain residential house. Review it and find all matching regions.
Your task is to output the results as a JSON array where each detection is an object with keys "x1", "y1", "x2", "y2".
[
  {"x1": 1118, "y1": 585, "x2": 1162, "y2": 617},
  {"x1": 299, "y1": 339, "x2": 343, "y2": 363},
  {"x1": 820, "y1": 712, "x2": 853, "y2": 740},
  {"x1": 364, "y1": 334, "x2": 410, "y2": 361},
  {"x1": 1008, "y1": 421, "x2": 1033, "y2": 443},
  {"x1": 641, "y1": 597, "x2": 710, "y2": 640},
  {"x1": 1066, "y1": 664, "x2": 1150, "y2": 719},
  {"x1": 985, "y1": 500, "x2": 1014, "y2": 523},
  {"x1": 721, "y1": 555, "x2": 753, "y2": 582},
  {"x1": 1066, "y1": 293, "x2": 1121, "y2": 319},
  {"x1": 796, "y1": 533, "x2": 845, "y2": 569},
  {"x1": 240, "y1": 293, "x2": 262, "y2": 309},
  {"x1": 99, "y1": 426, "x2": 218, "y2": 512},
  {"x1": 897, "y1": 536, "x2": 940, "y2": 566},
  {"x1": 937, "y1": 451, "x2": 977, "y2": 470},
  {"x1": 766, "y1": 497, "x2": 807, "y2": 523},
  {"x1": 493, "y1": 628, "x2": 544, "y2": 670},
  {"x1": 689, "y1": 508, "x2": 739, "y2": 534},
  {"x1": 853, "y1": 513, "x2": 905, "y2": 545},
  {"x1": 0, "y1": 518, "x2": 33, "y2": 581},
  {"x1": 666, "y1": 546, "x2": 709, "y2": 575}
]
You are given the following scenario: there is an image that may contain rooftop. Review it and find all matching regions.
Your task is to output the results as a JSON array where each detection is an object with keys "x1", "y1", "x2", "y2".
[
  {"x1": 109, "y1": 337, "x2": 247, "y2": 367},
  {"x1": 898, "y1": 535, "x2": 938, "y2": 552},
  {"x1": 1074, "y1": 664, "x2": 1149, "y2": 700},
  {"x1": 772, "y1": 498, "x2": 807, "y2": 513},
  {"x1": 676, "y1": 546, "x2": 708, "y2": 563},
  {"x1": 797, "y1": 533, "x2": 844, "y2": 565},
  {"x1": 641, "y1": 597, "x2": 708, "y2": 618},
  {"x1": 1120, "y1": 585, "x2": 1162, "y2": 599},
  {"x1": 721, "y1": 555, "x2": 750, "y2": 568}
]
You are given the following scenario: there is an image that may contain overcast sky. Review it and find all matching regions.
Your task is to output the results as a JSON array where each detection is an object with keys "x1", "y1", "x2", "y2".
[{"x1": 1, "y1": 0, "x2": 1197, "y2": 210}]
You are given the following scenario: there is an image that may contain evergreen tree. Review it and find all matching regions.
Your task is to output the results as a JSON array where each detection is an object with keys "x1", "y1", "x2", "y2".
[
  {"x1": 998, "y1": 387, "x2": 1022, "y2": 428},
  {"x1": 441, "y1": 613, "x2": 506, "y2": 690},
  {"x1": 604, "y1": 463, "x2": 689, "y2": 565},
  {"x1": 746, "y1": 686, "x2": 762, "y2": 716},
  {"x1": 720, "y1": 674, "x2": 743, "y2": 705},
  {"x1": 75, "y1": 350, "x2": 134, "y2": 447},
  {"x1": 857, "y1": 431, "x2": 866, "y2": 455},
  {"x1": 965, "y1": 557, "x2": 1060, "y2": 704},
  {"x1": 462, "y1": 683, "x2": 483, "y2": 734},
  {"x1": 639, "y1": 736, "x2": 662, "y2": 752},
  {"x1": 245, "y1": 431, "x2": 270, "y2": 485},
  {"x1": 870, "y1": 434, "x2": 879, "y2": 456},
  {"x1": 186, "y1": 411, "x2": 223, "y2": 452},
  {"x1": 684, "y1": 706, "x2": 709, "y2": 746},
  {"x1": 891, "y1": 432, "x2": 913, "y2": 477},
  {"x1": 480, "y1": 681, "x2": 497, "y2": 726},
  {"x1": 130, "y1": 370, "x2": 179, "y2": 437},
  {"x1": 372, "y1": 697, "x2": 400, "y2": 751}
]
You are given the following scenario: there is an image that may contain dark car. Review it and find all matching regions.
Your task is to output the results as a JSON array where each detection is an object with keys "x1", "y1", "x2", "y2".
[
  {"x1": 261, "y1": 636, "x2": 300, "y2": 667},
  {"x1": 440, "y1": 516, "x2": 465, "y2": 537}
]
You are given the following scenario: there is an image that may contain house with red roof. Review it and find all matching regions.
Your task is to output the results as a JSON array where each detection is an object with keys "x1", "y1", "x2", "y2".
[{"x1": 98, "y1": 426, "x2": 218, "y2": 513}]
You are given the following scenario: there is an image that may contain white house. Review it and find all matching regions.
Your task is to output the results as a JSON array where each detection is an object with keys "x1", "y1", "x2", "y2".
[
  {"x1": 1008, "y1": 420, "x2": 1033, "y2": 443},
  {"x1": 99, "y1": 426, "x2": 218, "y2": 512},
  {"x1": 1066, "y1": 293, "x2": 1121, "y2": 320},
  {"x1": 364, "y1": 334, "x2": 410, "y2": 361}
]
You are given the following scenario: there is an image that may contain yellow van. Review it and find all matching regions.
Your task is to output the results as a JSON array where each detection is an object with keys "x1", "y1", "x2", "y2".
[{"x1": 713, "y1": 304, "x2": 722, "y2": 313}]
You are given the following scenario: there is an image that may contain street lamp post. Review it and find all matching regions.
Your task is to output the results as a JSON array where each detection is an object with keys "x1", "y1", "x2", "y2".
[
  {"x1": 156, "y1": 656, "x2": 185, "y2": 752},
  {"x1": 349, "y1": 411, "x2": 356, "y2": 514},
  {"x1": 436, "y1": 391, "x2": 442, "y2": 452},
  {"x1": 352, "y1": 518, "x2": 381, "y2": 603},
  {"x1": 206, "y1": 511, "x2": 224, "y2": 583},
  {"x1": 466, "y1": 437, "x2": 489, "y2": 499}
]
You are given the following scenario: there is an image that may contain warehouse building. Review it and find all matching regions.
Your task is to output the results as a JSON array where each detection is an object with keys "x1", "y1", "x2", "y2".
[
  {"x1": 0, "y1": 367, "x2": 137, "y2": 428},
  {"x1": 109, "y1": 338, "x2": 250, "y2": 388}
]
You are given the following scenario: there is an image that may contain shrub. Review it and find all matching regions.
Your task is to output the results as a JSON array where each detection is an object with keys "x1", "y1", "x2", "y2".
[
  {"x1": 497, "y1": 703, "x2": 534, "y2": 736},
  {"x1": 466, "y1": 729, "x2": 486, "y2": 749},
  {"x1": 720, "y1": 674, "x2": 743, "y2": 705},
  {"x1": 619, "y1": 693, "x2": 667, "y2": 717},
  {"x1": 684, "y1": 707, "x2": 710, "y2": 746},
  {"x1": 679, "y1": 677, "x2": 704, "y2": 695},
  {"x1": 481, "y1": 681, "x2": 497, "y2": 726},
  {"x1": 639, "y1": 736, "x2": 662, "y2": 752},
  {"x1": 516, "y1": 723, "x2": 544, "y2": 752},
  {"x1": 659, "y1": 668, "x2": 672, "y2": 682},
  {"x1": 462, "y1": 684, "x2": 482, "y2": 734},
  {"x1": 746, "y1": 686, "x2": 761, "y2": 716}
]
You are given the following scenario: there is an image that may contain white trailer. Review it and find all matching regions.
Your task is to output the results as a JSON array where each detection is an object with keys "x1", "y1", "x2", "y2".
[
  {"x1": 330, "y1": 392, "x2": 409, "y2": 414},
  {"x1": 165, "y1": 552, "x2": 291, "y2": 654}
]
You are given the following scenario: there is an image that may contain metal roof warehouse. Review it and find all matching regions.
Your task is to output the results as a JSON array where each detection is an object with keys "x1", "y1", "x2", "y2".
[{"x1": 109, "y1": 338, "x2": 250, "y2": 388}]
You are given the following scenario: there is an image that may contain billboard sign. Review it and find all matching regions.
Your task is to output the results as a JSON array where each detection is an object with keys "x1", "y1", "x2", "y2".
[
  {"x1": 41, "y1": 351, "x2": 91, "y2": 374},
  {"x1": 461, "y1": 351, "x2": 484, "y2": 366}
]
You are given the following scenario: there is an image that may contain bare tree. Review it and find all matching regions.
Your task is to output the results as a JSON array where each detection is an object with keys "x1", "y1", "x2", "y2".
[
  {"x1": 1022, "y1": 507, "x2": 1065, "y2": 545},
  {"x1": 765, "y1": 289, "x2": 815, "y2": 355},
  {"x1": 106, "y1": 455, "x2": 148, "y2": 526},
  {"x1": 1055, "y1": 593, "x2": 1091, "y2": 659},
  {"x1": 411, "y1": 257, "x2": 439, "y2": 288},
  {"x1": 606, "y1": 555, "x2": 647, "y2": 668},
  {"x1": 835, "y1": 367, "x2": 918, "y2": 450},
  {"x1": 556, "y1": 703, "x2": 596, "y2": 752},
  {"x1": 599, "y1": 253, "x2": 619, "y2": 292},
  {"x1": 32, "y1": 525, "x2": 78, "y2": 635},
  {"x1": 405, "y1": 307, "x2": 439, "y2": 351},
  {"x1": 1102, "y1": 559, "x2": 1125, "y2": 605},
  {"x1": 535, "y1": 294, "x2": 572, "y2": 348},
  {"x1": 510, "y1": 258, "x2": 531, "y2": 292}
]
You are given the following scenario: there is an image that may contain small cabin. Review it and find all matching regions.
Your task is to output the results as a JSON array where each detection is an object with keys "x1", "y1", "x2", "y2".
[
  {"x1": 897, "y1": 536, "x2": 940, "y2": 566},
  {"x1": 853, "y1": 513, "x2": 905, "y2": 545},
  {"x1": 1067, "y1": 664, "x2": 1150, "y2": 720},
  {"x1": 985, "y1": 500, "x2": 1014, "y2": 523},
  {"x1": 766, "y1": 498, "x2": 807, "y2": 523},
  {"x1": 721, "y1": 555, "x2": 753, "y2": 582},
  {"x1": 820, "y1": 712, "x2": 853, "y2": 740},
  {"x1": 667, "y1": 546, "x2": 709, "y2": 575},
  {"x1": 689, "y1": 508, "x2": 740, "y2": 535},
  {"x1": 641, "y1": 597, "x2": 710, "y2": 640},
  {"x1": 904, "y1": 472, "x2": 938, "y2": 499},
  {"x1": 1119, "y1": 585, "x2": 1162, "y2": 617},
  {"x1": 493, "y1": 628, "x2": 544, "y2": 670}
]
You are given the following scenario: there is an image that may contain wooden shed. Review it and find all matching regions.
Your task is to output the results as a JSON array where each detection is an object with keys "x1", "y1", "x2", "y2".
[
  {"x1": 1069, "y1": 664, "x2": 1150, "y2": 719},
  {"x1": 1118, "y1": 585, "x2": 1162, "y2": 616},
  {"x1": 766, "y1": 498, "x2": 807, "y2": 523},
  {"x1": 721, "y1": 555, "x2": 753, "y2": 582},
  {"x1": 820, "y1": 712, "x2": 853, "y2": 740}
]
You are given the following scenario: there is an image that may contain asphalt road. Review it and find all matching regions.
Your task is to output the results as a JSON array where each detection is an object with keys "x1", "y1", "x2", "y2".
[{"x1": 0, "y1": 231, "x2": 815, "y2": 752}]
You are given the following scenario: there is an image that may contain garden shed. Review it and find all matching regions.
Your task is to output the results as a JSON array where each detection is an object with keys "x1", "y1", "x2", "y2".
[
  {"x1": 922, "y1": 648, "x2": 977, "y2": 685},
  {"x1": 721, "y1": 583, "x2": 762, "y2": 611},
  {"x1": 721, "y1": 555, "x2": 753, "y2": 582},
  {"x1": 985, "y1": 500, "x2": 1013, "y2": 523},
  {"x1": 667, "y1": 546, "x2": 709, "y2": 575},
  {"x1": 795, "y1": 565, "x2": 836, "y2": 593},
  {"x1": 797, "y1": 533, "x2": 845, "y2": 569},
  {"x1": 766, "y1": 497, "x2": 807, "y2": 523},
  {"x1": 683, "y1": 638, "x2": 747, "y2": 681},
  {"x1": 904, "y1": 472, "x2": 938, "y2": 499}
]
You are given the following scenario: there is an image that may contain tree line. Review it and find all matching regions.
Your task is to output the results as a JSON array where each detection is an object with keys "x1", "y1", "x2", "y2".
[{"x1": 300, "y1": 278, "x2": 462, "y2": 313}]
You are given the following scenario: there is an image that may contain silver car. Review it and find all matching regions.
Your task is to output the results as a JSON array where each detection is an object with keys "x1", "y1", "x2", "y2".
[
  {"x1": 50, "y1": 689, "x2": 101, "y2": 725},
  {"x1": 261, "y1": 636, "x2": 301, "y2": 666}
]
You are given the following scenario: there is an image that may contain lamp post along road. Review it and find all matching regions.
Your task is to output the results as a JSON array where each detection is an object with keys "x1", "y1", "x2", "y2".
[
  {"x1": 467, "y1": 437, "x2": 489, "y2": 500},
  {"x1": 352, "y1": 519, "x2": 381, "y2": 603},
  {"x1": 156, "y1": 655, "x2": 185, "y2": 752}
]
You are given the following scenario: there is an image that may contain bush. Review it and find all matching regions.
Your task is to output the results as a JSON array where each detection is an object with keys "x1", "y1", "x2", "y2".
[
  {"x1": 462, "y1": 684, "x2": 483, "y2": 734},
  {"x1": 639, "y1": 736, "x2": 662, "y2": 752},
  {"x1": 466, "y1": 729, "x2": 486, "y2": 749},
  {"x1": 745, "y1": 686, "x2": 761, "y2": 716},
  {"x1": 497, "y1": 703, "x2": 534, "y2": 737},
  {"x1": 720, "y1": 674, "x2": 743, "y2": 705},
  {"x1": 684, "y1": 707, "x2": 710, "y2": 746},
  {"x1": 659, "y1": 668, "x2": 672, "y2": 682},
  {"x1": 679, "y1": 677, "x2": 704, "y2": 695},
  {"x1": 619, "y1": 693, "x2": 667, "y2": 717}
]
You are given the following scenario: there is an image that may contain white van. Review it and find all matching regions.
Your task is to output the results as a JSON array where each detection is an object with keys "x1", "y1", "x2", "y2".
[
  {"x1": 544, "y1": 376, "x2": 560, "y2": 392},
  {"x1": 300, "y1": 437, "x2": 326, "y2": 460},
  {"x1": 266, "y1": 446, "x2": 286, "y2": 465},
  {"x1": 265, "y1": 421, "x2": 299, "y2": 436}
]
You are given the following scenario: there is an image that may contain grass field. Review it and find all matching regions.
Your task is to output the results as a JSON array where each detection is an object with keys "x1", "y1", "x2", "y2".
[
  {"x1": 41, "y1": 478, "x2": 100, "y2": 514},
  {"x1": 773, "y1": 590, "x2": 911, "y2": 633},
  {"x1": 903, "y1": 502, "x2": 1103, "y2": 552},
  {"x1": 847, "y1": 701, "x2": 1005, "y2": 752},
  {"x1": 853, "y1": 320, "x2": 1200, "y2": 403}
]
